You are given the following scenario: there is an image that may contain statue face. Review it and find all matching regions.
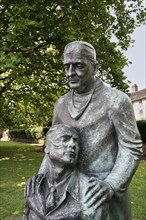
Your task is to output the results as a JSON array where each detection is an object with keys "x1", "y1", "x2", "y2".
[
  {"x1": 49, "y1": 131, "x2": 79, "y2": 165},
  {"x1": 63, "y1": 45, "x2": 95, "y2": 93}
]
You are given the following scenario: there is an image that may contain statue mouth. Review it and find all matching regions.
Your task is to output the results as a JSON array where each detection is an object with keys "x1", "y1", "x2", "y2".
[
  {"x1": 68, "y1": 77, "x2": 79, "y2": 83},
  {"x1": 65, "y1": 151, "x2": 76, "y2": 157},
  {"x1": 69, "y1": 80, "x2": 78, "y2": 84}
]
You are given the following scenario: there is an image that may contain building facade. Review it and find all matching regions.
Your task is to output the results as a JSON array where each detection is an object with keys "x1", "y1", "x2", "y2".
[{"x1": 128, "y1": 84, "x2": 146, "y2": 121}]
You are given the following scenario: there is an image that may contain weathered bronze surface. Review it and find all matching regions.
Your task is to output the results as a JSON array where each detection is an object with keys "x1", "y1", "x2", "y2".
[
  {"x1": 24, "y1": 41, "x2": 142, "y2": 220},
  {"x1": 23, "y1": 124, "x2": 109, "y2": 219}
]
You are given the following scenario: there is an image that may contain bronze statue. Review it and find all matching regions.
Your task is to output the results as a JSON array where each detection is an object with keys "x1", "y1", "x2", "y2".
[
  {"x1": 23, "y1": 124, "x2": 109, "y2": 220},
  {"x1": 25, "y1": 41, "x2": 142, "y2": 220}
]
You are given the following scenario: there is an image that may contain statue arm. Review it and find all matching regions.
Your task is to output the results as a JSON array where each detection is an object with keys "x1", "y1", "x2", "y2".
[
  {"x1": 52, "y1": 99, "x2": 62, "y2": 125},
  {"x1": 24, "y1": 174, "x2": 46, "y2": 217},
  {"x1": 85, "y1": 95, "x2": 142, "y2": 208},
  {"x1": 23, "y1": 205, "x2": 30, "y2": 220},
  {"x1": 105, "y1": 94, "x2": 142, "y2": 197}
]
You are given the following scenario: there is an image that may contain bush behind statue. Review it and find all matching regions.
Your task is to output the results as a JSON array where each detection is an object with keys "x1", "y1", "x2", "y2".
[
  {"x1": 9, "y1": 129, "x2": 31, "y2": 140},
  {"x1": 7, "y1": 121, "x2": 146, "y2": 144},
  {"x1": 137, "y1": 120, "x2": 146, "y2": 143},
  {"x1": 8, "y1": 127, "x2": 49, "y2": 142}
]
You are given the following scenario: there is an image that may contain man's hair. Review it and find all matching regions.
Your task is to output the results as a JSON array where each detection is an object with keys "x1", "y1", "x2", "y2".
[
  {"x1": 64, "y1": 41, "x2": 97, "y2": 65},
  {"x1": 45, "y1": 124, "x2": 79, "y2": 153}
]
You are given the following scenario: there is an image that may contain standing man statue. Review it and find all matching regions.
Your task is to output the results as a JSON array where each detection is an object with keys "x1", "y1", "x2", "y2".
[{"x1": 26, "y1": 41, "x2": 142, "y2": 220}]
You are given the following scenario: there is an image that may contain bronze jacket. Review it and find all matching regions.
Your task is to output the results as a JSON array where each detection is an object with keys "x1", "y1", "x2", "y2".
[
  {"x1": 39, "y1": 79, "x2": 142, "y2": 220},
  {"x1": 23, "y1": 170, "x2": 109, "y2": 220}
]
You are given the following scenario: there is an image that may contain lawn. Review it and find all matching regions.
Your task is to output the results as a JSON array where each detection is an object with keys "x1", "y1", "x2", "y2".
[
  {"x1": 0, "y1": 141, "x2": 146, "y2": 220},
  {"x1": 129, "y1": 159, "x2": 146, "y2": 220},
  {"x1": 0, "y1": 141, "x2": 44, "y2": 220}
]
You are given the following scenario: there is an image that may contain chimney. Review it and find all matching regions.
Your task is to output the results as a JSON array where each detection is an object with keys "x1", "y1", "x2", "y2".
[{"x1": 132, "y1": 84, "x2": 138, "y2": 93}]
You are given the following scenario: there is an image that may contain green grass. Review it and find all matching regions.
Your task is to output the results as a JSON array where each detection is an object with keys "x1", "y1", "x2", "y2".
[
  {"x1": 0, "y1": 141, "x2": 44, "y2": 220},
  {"x1": 0, "y1": 141, "x2": 146, "y2": 220},
  {"x1": 130, "y1": 160, "x2": 146, "y2": 220}
]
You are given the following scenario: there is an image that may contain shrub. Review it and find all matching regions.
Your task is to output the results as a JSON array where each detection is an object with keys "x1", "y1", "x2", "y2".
[
  {"x1": 137, "y1": 120, "x2": 146, "y2": 143},
  {"x1": 28, "y1": 127, "x2": 44, "y2": 140},
  {"x1": 9, "y1": 129, "x2": 31, "y2": 139},
  {"x1": 8, "y1": 127, "x2": 50, "y2": 142},
  {"x1": 43, "y1": 127, "x2": 49, "y2": 136}
]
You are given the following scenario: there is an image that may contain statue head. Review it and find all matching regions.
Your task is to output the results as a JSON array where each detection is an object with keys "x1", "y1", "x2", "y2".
[
  {"x1": 63, "y1": 41, "x2": 98, "y2": 93},
  {"x1": 45, "y1": 124, "x2": 80, "y2": 166}
]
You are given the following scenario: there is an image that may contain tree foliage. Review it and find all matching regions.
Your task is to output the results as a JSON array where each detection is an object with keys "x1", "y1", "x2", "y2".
[{"x1": 0, "y1": 0, "x2": 145, "y2": 129}]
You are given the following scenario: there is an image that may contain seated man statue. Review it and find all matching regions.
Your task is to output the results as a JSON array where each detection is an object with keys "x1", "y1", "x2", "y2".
[{"x1": 23, "y1": 124, "x2": 109, "y2": 220}]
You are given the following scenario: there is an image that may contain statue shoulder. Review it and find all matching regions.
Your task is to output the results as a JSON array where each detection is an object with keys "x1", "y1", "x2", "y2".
[
  {"x1": 55, "y1": 92, "x2": 71, "y2": 107},
  {"x1": 78, "y1": 172, "x2": 91, "y2": 185},
  {"x1": 103, "y1": 84, "x2": 132, "y2": 107}
]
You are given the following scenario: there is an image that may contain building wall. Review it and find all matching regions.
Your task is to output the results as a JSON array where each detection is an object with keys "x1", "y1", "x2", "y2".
[{"x1": 132, "y1": 99, "x2": 146, "y2": 121}]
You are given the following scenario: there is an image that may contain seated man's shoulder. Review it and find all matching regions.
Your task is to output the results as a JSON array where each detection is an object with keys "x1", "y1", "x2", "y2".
[{"x1": 78, "y1": 172, "x2": 90, "y2": 182}]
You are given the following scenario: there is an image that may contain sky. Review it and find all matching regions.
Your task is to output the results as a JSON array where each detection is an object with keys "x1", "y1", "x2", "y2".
[{"x1": 123, "y1": 24, "x2": 146, "y2": 92}]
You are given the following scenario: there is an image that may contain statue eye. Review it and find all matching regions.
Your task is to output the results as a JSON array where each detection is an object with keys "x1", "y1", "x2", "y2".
[
  {"x1": 73, "y1": 138, "x2": 79, "y2": 143},
  {"x1": 64, "y1": 65, "x2": 69, "y2": 71},
  {"x1": 62, "y1": 135, "x2": 70, "y2": 142},
  {"x1": 76, "y1": 63, "x2": 84, "y2": 68},
  {"x1": 54, "y1": 135, "x2": 70, "y2": 143}
]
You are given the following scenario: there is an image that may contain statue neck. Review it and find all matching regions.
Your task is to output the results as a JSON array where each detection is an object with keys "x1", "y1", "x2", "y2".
[
  {"x1": 48, "y1": 159, "x2": 74, "y2": 184},
  {"x1": 74, "y1": 77, "x2": 96, "y2": 94}
]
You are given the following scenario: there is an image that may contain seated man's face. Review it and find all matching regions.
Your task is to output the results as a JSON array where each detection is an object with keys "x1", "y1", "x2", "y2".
[{"x1": 48, "y1": 130, "x2": 79, "y2": 166}]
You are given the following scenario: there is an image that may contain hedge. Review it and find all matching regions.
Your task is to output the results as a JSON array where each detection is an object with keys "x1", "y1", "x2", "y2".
[
  {"x1": 5, "y1": 120, "x2": 146, "y2": 143},
  {"x1": 9, "y1": 129, "x2": 31, "y2": 139},
  {"x1": 8, "y1": 127, "x2": 49, "y2": 141},
  {"x1": 137, "y1": 120, "x2": 146, "y2": 143}
]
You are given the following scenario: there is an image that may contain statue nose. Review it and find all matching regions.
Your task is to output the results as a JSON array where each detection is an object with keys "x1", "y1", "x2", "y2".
[
  {"x1": 67, "y1": 138, "x2": 75, "y2": 149},
  {"x1": 67, "y1": 65, "x2": 76, "y2": 77}
]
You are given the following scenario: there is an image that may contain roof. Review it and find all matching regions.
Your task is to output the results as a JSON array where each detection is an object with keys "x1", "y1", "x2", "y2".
[{"x1": 128, "y1": 88, "x2": 146, "y2": 102}]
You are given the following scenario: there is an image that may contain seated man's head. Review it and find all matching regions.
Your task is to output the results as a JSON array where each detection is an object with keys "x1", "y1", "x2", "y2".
[{"x1": 45, "y1": 124, "x2": 80, "y2": 167}]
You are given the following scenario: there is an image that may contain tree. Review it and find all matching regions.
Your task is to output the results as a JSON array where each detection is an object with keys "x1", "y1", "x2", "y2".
[{"x1": 0, "y1": 0, "x2": 145, "y2": 129}]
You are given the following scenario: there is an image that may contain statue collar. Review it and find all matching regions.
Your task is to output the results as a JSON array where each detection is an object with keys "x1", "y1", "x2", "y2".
[{"x1": 67, "y1": 78, "x2": 103, "y2": 120}]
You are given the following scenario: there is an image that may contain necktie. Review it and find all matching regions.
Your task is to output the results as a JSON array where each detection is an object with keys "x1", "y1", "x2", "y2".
[{"x1": 46, "y1": 185, "x2": 56, "y2": 212}]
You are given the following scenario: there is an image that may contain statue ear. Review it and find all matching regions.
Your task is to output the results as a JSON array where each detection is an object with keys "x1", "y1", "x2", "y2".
[
  {"x1": 95, "y1": 62, "x2": 99, "y2": 72},
  {"x1": 93, "y1": 62, "x2": 99, "y2": 75},
  {"x1": 44, "y1": 140, "x2": 50, "y2": 154},
  {"x1": 44, "y1": 147, "x2": 49, "y2": 154}
]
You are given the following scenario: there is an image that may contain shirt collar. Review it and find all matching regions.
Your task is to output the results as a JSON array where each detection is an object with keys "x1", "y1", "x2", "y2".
[
  {"x1": 67, "y1": 169, "x2": 80, "y2": 201},
  {"x1": 45, "y1": 169, "x2": 80, "y2": 201}
]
